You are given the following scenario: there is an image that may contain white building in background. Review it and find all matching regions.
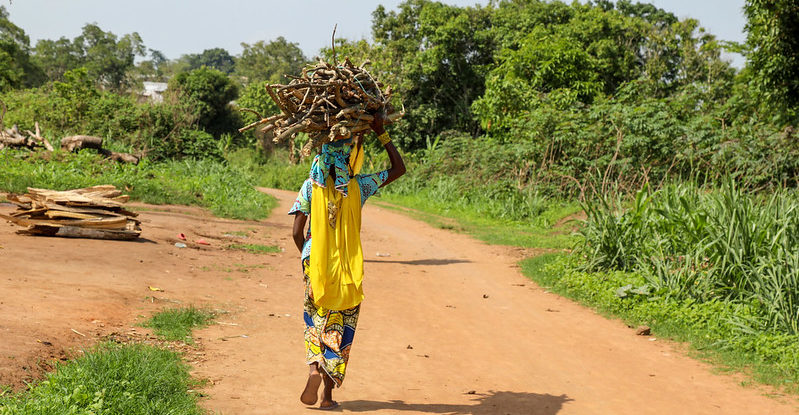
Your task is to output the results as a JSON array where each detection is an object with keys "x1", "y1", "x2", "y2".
[{"x1": 142, "y1": 81, "x2": 168, "y2": 103}]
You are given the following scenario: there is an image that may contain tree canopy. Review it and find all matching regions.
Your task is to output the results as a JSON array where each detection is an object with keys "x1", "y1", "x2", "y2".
[
  {"x1": 32, "y1": 23, "x2": 145, "y2": 90},
  {"x1": 0, "y1": 0, "x2": 796, "y2": 179},
  {"x1": 0, "y1": 6, "x2": 42, "y2": 91},
  {"x1": 236, "y1": 37, "x2": 307, "y2": 85},
  {"x1": 744, "y1": 0, "x2": 799, "y2": 123}
]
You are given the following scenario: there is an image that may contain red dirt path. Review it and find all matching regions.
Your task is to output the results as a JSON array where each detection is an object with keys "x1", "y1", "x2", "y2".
[{"x1": 1, "y1": 189, "x2": 797, "y2": 414}]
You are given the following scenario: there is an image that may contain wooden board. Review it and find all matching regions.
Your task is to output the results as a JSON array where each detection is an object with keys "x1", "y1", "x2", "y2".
[{"x1": 2, "y1": 185, "x2": 141, "y2": 240}]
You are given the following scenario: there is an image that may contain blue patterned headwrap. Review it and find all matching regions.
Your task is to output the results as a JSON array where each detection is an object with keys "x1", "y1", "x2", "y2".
[{"x1": 309, "y1": 138, "x2": 353, "y2": 196}]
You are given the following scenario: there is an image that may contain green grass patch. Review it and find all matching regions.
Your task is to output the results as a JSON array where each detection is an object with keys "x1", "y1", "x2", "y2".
[
  {"x1": 227, "y1": 243, "x2": 281, "y2": 254},
  {"x1": 0, "y1": 343, "x2": 205, "y2": 414},
  {"x1": 0, "y1": 149, "x2": 276, "y2": 220},
  {"x1": 521, "y1": 254, "x2": 799, "y2": 393},
  {"x1": 376, "y1": 193, "x2": 580, "y2": 249},
  {"x1": 225, "y1": 147, "x2": 310, "y2": 191},
  {"x1": 142, "y1": 307, "x2": 216, "y2": 343}
]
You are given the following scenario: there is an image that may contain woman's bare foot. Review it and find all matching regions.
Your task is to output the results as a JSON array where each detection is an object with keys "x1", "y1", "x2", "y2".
[
  {"x1": 300, "y1": 363, "x2": 322, "y2": 405},
  {"x1": 319, "y1": 369, "x2": 337, "y2": 410}
]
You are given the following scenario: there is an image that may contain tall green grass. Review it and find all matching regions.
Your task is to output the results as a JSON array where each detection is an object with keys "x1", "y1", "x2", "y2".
[
  {"x1": 0, "y1": 343, "x2": 204, "y2": 415},
  {"x1": 0, "y1": 149, "x2": 276, "y2": 220},
  {"x1": 579, "y1": 180, "x2": 799, "y2": 334}
]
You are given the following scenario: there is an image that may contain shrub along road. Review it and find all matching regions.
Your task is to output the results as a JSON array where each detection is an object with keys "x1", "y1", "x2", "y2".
[{"x1": 1, "y1": 189, "x2": 797, "y2": 414}]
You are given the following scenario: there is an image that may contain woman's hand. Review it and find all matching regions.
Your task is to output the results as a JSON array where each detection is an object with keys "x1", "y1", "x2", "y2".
[{"x1": 370, "y1": 111, "x2": 386, "y2": 136}]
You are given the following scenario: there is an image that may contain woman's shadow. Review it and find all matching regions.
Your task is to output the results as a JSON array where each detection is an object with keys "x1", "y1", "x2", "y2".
[{"x1": 339, "y1": 390, "x2": 572, "y2": 414}]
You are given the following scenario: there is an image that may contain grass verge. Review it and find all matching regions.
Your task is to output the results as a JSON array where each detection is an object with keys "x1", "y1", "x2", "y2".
[
  {"x1": 142, "y1": 307, "x2": 216, "y2": 343},
  {"x1": 376, "y1": 193, "x2": 579, "y2": 249},
  {"x1": 0, "y1": 149, "x2": 276, "y2": 220},
  {"x1": 0, "y1": 343, "x2": 205, "y2": 414}
]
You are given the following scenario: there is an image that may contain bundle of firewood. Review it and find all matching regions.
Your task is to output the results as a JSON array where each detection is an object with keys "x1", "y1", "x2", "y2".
[
  {"x1": 239, "y1": 57, "x2": 403, "y2": 157},
  {"x1": 0, "y1": 185, "x2": 142, "y2": 240}
]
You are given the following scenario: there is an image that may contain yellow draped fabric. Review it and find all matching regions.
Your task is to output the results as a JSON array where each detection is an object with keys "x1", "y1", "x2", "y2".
[
  {"x1": 349, "y1": 141, "x2": 364, "y2": 175},
  {"x1": 308, "y1": 143, "x2": 365, "y2": 310}
]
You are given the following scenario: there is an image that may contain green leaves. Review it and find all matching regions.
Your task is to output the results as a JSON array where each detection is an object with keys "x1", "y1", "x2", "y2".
[
  {"x1": 236, "y1": 37, "x2": 307, "y2": 85},
  {"x1": 167, "y1": 66, "x2": 239, "y2": 137},
  {"x1": 744, "y1": 0, "x2": 799, "y2": 124}
]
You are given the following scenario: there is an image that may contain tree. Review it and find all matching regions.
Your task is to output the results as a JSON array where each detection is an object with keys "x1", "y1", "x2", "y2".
[
  {"x1": 472, "y1": 26, "x2": 603, "y2": 130},
  {"x1": 744, "y1": 0, "x2": 799, "y2": 123},
  {"x1": 235, "y1": 37, "x2": 307, "y2": 85},
  {"x1": 132, "y1": 49, "x2": 169, "y2": 81},
  {"x1": 0, "y1": 6, "x2": 43, "y2": 91},
  {"x1": 182, "y1": 47, "x2": 236, "y2": 74},
  {"x1": 74, "y1": 24, "x2": 146, "y2": 90},
  {"x1": 32, "y1": 37, "x2": 82, "y2": 82},
  {"x1": 371, "y1": 0, "x2": 495, "y2": 148},
  {"x1": 33, "y1": 23, "x2": 145, "y2": 90},
  {"x1": 168, "y1": 66, "x2": 239, "y2": 137}
]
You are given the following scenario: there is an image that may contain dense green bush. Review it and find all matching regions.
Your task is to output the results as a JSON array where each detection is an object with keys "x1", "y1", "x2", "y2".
[
  {"x1": 167, "y1": 66, "x2": 239, "y2": 139},
  {"x1": 0, "y1": 68, "x2": 214, "y2": 160}
]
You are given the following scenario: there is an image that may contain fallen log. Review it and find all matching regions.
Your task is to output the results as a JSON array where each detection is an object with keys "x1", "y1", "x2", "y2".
[
  {"x1": 61, "y1": 135, "x2": 104, "y2": 152},
  {"x1": 104, "y1": 150, "x2": 140, "y2": 164}
]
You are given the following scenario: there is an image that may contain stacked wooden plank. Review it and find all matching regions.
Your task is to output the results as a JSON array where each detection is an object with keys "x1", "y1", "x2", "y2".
[{"x1": 0, "y1": 185, "x2": 141, "y2": 240}]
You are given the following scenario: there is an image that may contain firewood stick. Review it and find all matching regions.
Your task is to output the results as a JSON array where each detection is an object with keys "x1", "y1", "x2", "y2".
[
  {"x1": 238, "y1": 113, "x2": 285, "y2": 133},
  {"x1": 265, "y1": 84, "x2": 289, "y2": 116},
  {"x1": 272, "y1": 120, "x2": 309, "y2": 144}
]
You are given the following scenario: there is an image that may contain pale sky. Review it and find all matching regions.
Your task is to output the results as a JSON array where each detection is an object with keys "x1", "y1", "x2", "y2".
[{"x1": 5, "y1": 0, "x2": 746, "y2": 66}]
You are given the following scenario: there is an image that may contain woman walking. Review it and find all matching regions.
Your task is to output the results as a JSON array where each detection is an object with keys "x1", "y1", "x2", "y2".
[{"x1": 289, "y1": 114, "x2": 405, "y2": 410}]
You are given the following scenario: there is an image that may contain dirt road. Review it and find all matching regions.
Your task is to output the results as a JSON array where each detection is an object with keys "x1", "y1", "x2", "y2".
[{"x1": 1, "y1": 189, "x2": 797, "y2": 414}]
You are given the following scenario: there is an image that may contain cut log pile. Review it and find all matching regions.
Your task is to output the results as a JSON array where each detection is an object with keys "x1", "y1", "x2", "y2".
[
  {"x1": 239, "y1": 56, "x2": 403, "y2": 157},
  {"x1": 0, "y1": 121, "x2": 54, "y2": 151},
  {"x1": 0, "y1": 185, "x2": 142, "y2": 240},
  {"x1": 0, "y1": 99, "x2": 139, "y2": 163}
]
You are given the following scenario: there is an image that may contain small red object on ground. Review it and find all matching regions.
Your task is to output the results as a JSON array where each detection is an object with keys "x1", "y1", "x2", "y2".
[{"x1": 196, "y1": 238, "x2": 210, "y2": 245}]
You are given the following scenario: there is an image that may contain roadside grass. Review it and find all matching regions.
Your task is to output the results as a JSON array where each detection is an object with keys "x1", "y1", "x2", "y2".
[
  {"x1": 225, "y1": 147, "x2": 310, "y2": 191},
  {"x1": 375, "y1": 193, "x2": 580, "y2": 249},
  {"x1": 522, "y1": 254, "x2": 799, "y2": 394},
  {"x1": 0, "y1": 149, "x2": 276, "y2": 220},
  {"x1": 142, "y1": 307, "x2": 217, "y2": 343},
  {"x1": 227, "y1": 243, "x2": 281, "y2": 254},
  {"x1": 0, "y1": 343, "x2": 205, "y2": 414}
]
